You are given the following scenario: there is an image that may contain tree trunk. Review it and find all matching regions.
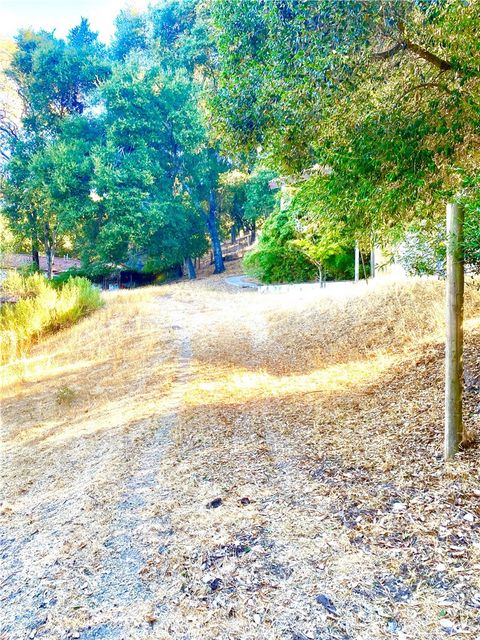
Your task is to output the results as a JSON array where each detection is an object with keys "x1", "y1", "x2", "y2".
[
  {"x1": 445, "y1": 202, "x2": 464, "y2": 459},
  {"x1": 44, "y1": 222, "x2": 54, "y2": 279},
  {"x1": 317, "y1": 263, "x2": 326, "y2": 288},
  {"x1": 370, "y1": 247, "x2": 375, "y2": 279},
  {"x1": 31, "y1": 237, "x2": 40, "y2": 271},
  {"x1": 30, "y1": 210, "x2": 40, "y2": 270},
  {"x1": 250, "y1": 220, "x2": 256, "y2": 244},
  {"x1": 231, "y1": 225, "x2": 237, "y2": 244},
  {"x1": 185, "y1": 256, "x2": 196, "y2": 279},
  {"x1": 354, "y1": 241, "x2": 360, "y2": 283},
  {"x1": 206, "y1": 189, "x2": 225, "y2": 274}
]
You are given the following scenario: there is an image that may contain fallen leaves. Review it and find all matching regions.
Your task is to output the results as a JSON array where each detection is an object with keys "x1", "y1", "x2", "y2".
[{"x1": 2, "y1": 275, "x2": 480, "y2": 639}]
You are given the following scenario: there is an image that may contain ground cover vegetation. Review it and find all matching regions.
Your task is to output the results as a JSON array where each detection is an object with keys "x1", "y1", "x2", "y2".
[
  {"x1": 0, "y1": 271, "x2": 102, "y2": 362},
  {"x1": 2, "y1": 272, "x2": 480, "y2": 638}
]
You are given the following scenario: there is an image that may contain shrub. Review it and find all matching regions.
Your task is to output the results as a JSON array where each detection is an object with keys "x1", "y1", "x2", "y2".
[
  {"x1": 244, "y1": 209, "x2": 318, "y2": 284},
  {"x1": 51, "y1": 267, "x2": 88, "y2": 287},
  {"x1": 0, "y1": 273, "x2": 103, "y2": 362},
  {"x1": 243, "y1": 208, "x2": 358, "y2": 284}
]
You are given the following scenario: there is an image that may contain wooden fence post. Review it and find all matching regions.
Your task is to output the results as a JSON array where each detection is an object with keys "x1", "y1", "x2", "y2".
[
  {"x1": 445, "y1": 202, "x2": 464, "y2": 460},
  {"x1": 355, "y1": 241, "x2": 360, "y2": 283}
]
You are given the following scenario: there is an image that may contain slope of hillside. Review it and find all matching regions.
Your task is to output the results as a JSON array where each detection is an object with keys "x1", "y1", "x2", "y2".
[{"x1": 1, "y1": 274, "x2": 480, "y2": 640}]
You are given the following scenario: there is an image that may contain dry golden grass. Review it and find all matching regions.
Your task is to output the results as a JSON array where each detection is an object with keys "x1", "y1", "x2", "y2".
[
  {"x1": 156, "y1": 275, "x2": 480, "y2": 640},
  {"x1": 183, "y1": 277, "x2": 480, "y2": 375},
  {"x1": 1, "y1": 272, "x2": 480, "y2": 640},
  {"x1": 1, "y1": 287, "x2": 182, "y2": 501}
]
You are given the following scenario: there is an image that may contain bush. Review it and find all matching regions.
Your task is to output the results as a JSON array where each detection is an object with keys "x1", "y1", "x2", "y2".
[
  {"x1": 244, "y1": 209, "x2": 318, "y2": 283},
  {"x1": 51, "y1": 267, "x2": 88, "y2": 287},
  {"x1": 243, "y1": 208, "x2": 359, "y2": 283},
  {"x1": 395, "y1": 227, "x2": 445, "y2": 277},
  {"x1": 0, "y1": 273, "x2": 103, "y2": 362}
]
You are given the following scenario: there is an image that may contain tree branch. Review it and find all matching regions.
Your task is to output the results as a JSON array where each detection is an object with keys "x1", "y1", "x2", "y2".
[
  {"x1": 0, "y1": 121, "x2": 19, "y2": 141},
  {"x1": 374, "y1": 20, "x2": 457, "y2": 73},
  {"x1": 397, "y1": 20, "x2": 454, "y2": 72},
  {"x1": 372, "y1": 42, "x2": 405, "y2": 60},
  {"x1": 399, "y1": 81, "x2": 451, "y2": 101},
  {"x1": 403, "y1": 39, "x2": 453, "y2": 72}
]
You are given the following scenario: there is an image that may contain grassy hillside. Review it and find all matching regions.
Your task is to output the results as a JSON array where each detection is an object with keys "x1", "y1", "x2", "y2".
[
  {"x1": 0, "y1": 272, "x2": 103, "y2": 363},
  {"x1": 2, "y1": 274, "x2": 480, "y2": 639}
]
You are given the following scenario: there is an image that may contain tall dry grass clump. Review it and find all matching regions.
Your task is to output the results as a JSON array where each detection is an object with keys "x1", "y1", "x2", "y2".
[{"x1": 0, "y1": 272, "x2": 103, "y2": 363}]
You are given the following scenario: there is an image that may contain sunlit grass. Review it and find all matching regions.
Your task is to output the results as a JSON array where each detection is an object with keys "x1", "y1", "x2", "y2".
[
  {"x1": 3, "y1": 273, "x2": 480, "y2": 640},
  {"x1": 183, "y1": 354, "x2": 398, "y2": 407},
  {"x1": 0, "y1": 273, "x2": 103, "y2": 364},
  {"x1": 3, "y1": 275, "x2": 480, "y2": 457}
]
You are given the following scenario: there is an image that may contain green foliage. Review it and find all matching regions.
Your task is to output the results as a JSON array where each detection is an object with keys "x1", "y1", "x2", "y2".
[
  {"x1": 395, "y1": 225, "x2": 445, "y2": 277},
  {"x1": 2, "y1": 2, "x2": 268, "y2": 279},
  {"x1": 210, "y1": 0, "x2": 480, "y2": 257},
  {"x1": 0, "y1": 272, "x2": 102, "y2": 361},
  {"x1": 7, "y1": 0, "x2": 477, "y2": 282},
  {"x1": 8, "y1": 20, "x2": 109, "y2": 131},
  {"x1": 219, "y1": 167, "x2": 277, "y2": 237},
  {"x1": 51, "y1": 267, "x2": 91, "y2": 286},
  {"x1": 2, "y1": 20, "x2": 110, "y2": 268},
  {"x1": 0, "y1": 215, "x2": 22, "y2": 254},
  {"x1": 323, "y1": 252, "x2": 357, "y2": 282},
  {"x1": 244, "y1": 209, "x2": 317, "y2": 283},
  {"x1": 80, "y1": 62, "x2": 211, "y2": 268},
  {"x1": 243, "y1": 169, "x2": 277, "y2": 224},
  {"x1": 464, "y1": 181, "x2": 480, "y2": 271},
  {"x1": 244, "y1": 203, "x2": 359, "y2": 284},
  {"x1": 112, "y1": 9, "x2": 149, "y2": 60}
]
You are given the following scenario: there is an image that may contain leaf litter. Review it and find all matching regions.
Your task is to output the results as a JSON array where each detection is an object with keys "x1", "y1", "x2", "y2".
[{"x1": 1, "y1": 268, "x2": 480, "y2": 639}]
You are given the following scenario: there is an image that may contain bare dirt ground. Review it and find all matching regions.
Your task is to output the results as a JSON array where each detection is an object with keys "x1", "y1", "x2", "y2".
[{"x1": 1, "y1": 266, "x2": 480, "y2": 640}]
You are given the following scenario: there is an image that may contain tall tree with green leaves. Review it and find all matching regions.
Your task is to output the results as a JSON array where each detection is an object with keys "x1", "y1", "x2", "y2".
[
  {"x1": 114, "y1": 0, "x2": 231, "y2": 273},
  {"x1": 78, "y1": 61, "x2": 210, "y2": 273},
  {"x1": 210, "y1": 0, "x2": 479, "y2": 245},
  {"x1": 2, "y1": 19, "x2": 109, "y2": 273}
]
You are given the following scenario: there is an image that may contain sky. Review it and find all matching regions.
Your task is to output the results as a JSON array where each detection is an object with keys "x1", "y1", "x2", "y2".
[{"x1": 0, "y1": 0, "x2": 151, "y2": 43}]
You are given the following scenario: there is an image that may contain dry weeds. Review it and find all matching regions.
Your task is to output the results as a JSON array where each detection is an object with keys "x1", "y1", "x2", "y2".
[{"x1": 1, "y1": 271, "x2": 480, "y2": 640}]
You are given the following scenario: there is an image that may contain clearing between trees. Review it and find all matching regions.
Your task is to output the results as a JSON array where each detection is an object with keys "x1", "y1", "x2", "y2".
[{"x1": 1, "y1": 269, "x2": 480, "y2": 640}]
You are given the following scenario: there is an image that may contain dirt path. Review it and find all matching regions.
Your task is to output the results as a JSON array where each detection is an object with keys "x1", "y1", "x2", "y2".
[
  {"x1": 0, "y1": 295, "x2": 197, "y2": 639},
  {"x1": 1, "y1": 278, "x2": 480, "y2": 640}
]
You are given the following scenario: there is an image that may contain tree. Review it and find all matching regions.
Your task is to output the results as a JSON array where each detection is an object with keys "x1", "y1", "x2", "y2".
[
  {"x1": 75, "y1": 62, "x2": 210, "y2": 274},
  {"x1": 111, "y1": 9, "x2": 149, "y2": 61},
  {"x1": 244, "y1": 208, "x2": 319, "y2": 284},
  {"x1": 8, "y1": 21, "x2": 109, "y2": 131},
  {"x1": 210, "y1": 0, "x2": 479, "y2": 242},
  {"x1": 2, "y1": 138, "x2": 42, "y2": 268},
  {"x1": 113, "y1": 0, "x2": 230, "y2": 273},
  {"x1": 2, "y1": 20, "x2": 110, "y2": 273},
  {"x1": 211, "y1": 0, "x2": 479, "y2": 457}
]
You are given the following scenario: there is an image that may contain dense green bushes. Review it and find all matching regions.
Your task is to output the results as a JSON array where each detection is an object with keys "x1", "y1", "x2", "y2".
[
  {"x1": 0, "y1": 272, "x2": 103, "y2": 362},
  {"x1": 243, "y1": 208, "x2": 358, "y2": 284},
  {"x1": 244, "y1": 210, "x2": 318, "y2": 284}
]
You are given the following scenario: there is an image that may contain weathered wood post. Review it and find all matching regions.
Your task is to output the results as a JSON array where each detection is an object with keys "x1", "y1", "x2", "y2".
[
  {"x1": 370, "y1": 247, "x2": 375, "y2": 279},
  {"x1": 445, "y1": 202, "x2": 464, "y2": 459},
  {"x1": 355, "y1": 241, "x2": 360, "y2": 283}
]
